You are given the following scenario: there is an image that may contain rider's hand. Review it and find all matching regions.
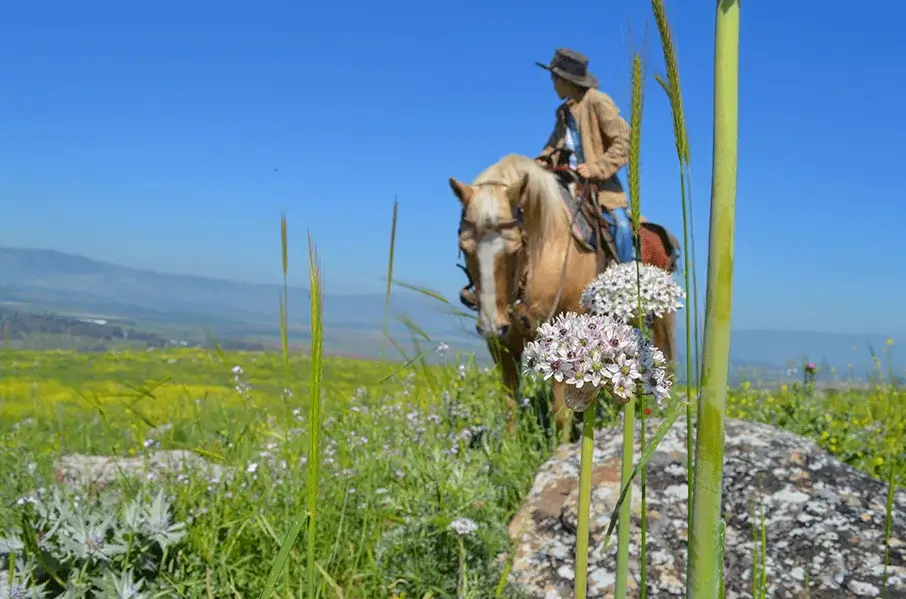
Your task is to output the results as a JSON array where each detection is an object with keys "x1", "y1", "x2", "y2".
[{"x1": 575, "y1": 163, "x2": 591, "y2": 178}]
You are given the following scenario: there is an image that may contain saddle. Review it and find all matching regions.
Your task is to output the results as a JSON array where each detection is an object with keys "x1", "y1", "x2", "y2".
[
  {"x1": 543, "y1": 146, "x2": 681, "y2": 274},
  {"x1": 550, "y1": 167, "x2": 619, "y2": 274}
]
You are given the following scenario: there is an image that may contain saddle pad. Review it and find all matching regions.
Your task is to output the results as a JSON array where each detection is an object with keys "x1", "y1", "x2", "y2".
[
  {"x1": 639, "y1": 225, "x2": 671, "y2": 270},
  {"x1": 556, "y1": 183, "x2": 596, "y2": 251}
]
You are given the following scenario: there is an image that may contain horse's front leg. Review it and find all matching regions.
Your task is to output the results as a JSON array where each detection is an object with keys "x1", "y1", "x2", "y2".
[
  {"x1": 488, "y1": 339, "x2": 522, "y2": 436},
  {"x1": 551, "y1": 381, "x2": 573, "y2": 444}
]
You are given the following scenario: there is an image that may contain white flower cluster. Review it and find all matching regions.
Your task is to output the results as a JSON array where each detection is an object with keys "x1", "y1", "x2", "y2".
[
  {"x1": 449, "y1": 517, "x2": 478, "y2": 536},
  {"x1": 522, "y1": 312, "x2": 671, "y2": 410},
  {"x1": 580, "y1": 261, "x2": 685, "y2": 322}
]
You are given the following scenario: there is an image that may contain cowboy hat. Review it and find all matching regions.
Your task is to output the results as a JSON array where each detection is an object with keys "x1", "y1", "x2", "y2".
[{"x1": 535, "y1": 48, "x2": 599, "y2": 89}]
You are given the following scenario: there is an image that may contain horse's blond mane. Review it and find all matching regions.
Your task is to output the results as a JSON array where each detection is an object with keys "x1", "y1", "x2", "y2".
[{"x1": 470, "y1": 154, "x2": 570, "y2": 262}]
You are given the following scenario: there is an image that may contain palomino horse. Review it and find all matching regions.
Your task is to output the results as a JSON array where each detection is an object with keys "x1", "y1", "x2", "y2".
[{"x1": 449, "y1": 153, "x2": 679, "y2": 439}]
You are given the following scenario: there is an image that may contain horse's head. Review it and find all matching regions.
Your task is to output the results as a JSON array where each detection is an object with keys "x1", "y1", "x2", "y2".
[{"x1": 449, "y1": 174, "x2": 529, "y2": 340}]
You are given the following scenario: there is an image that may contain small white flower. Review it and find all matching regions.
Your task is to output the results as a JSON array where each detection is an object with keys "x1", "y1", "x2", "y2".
[{"x1": 449, "y1": 517, "x2": 478, "y2": 536}]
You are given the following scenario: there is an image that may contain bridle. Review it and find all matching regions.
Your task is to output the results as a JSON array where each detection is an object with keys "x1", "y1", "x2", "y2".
[{"x1": 457, "y1": 181, "x2": 534, "y2": 331}]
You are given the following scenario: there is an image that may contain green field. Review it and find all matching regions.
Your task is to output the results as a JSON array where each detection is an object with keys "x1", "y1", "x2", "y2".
[{"x1": 0, "y1": 347, "x2": 903, "y2": 597}]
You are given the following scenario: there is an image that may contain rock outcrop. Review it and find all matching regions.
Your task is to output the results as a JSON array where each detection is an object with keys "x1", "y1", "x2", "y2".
[{"x1": 507, "y1": 418, "x2": 906, "y2": 598}]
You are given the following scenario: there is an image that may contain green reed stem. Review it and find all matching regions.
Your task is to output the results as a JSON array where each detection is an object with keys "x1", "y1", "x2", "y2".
[
  {"x1": 574, "y1": 400, "x2": 597, "y2": 598},
  {"x1": 687, "y1": 1, "x2": 740, "y2": 597},
  {"x1": 614, "y1": 398, "x2": 635, "y2": 598}
]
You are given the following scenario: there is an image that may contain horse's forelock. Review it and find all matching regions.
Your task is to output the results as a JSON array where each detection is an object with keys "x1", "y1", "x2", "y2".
[{"x1": 470, "y1": 186, "x2": 501, "y2": 230}]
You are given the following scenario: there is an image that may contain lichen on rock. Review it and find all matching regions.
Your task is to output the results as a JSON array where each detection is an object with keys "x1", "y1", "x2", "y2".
[{"x1": 507, "y1": 418, "x2": 906, "y2": 598}]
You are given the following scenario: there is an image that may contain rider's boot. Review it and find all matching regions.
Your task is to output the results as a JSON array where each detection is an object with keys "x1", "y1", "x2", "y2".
[{"x1": 456, "y1": 262, "x2": 478, "y2": 311}]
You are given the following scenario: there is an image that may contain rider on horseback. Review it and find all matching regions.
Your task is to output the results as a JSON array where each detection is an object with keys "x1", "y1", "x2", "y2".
[{"x1": 460, "y1": 48, "x2": 635, "y2": 311}]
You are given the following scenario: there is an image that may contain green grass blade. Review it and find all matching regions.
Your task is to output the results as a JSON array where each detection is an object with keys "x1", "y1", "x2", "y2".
[
  {"x1": 281, "y1": 213, "x2": 290, "y2": 376},
  {"x1": 381, "y1": 198, "x2": 399, "y2": 358},
  {"x1": 257, "y1": 516, "x2": 307, "y2": 599},
  {"x1": 314, "y1": 562, "x2": 345, "y2": 598},
  {"x1": 602, "y1": 397, "x2": 687, "y2": 545},
  {"x1": 392, "y1": 279, "x2": 452, "y2": 305}
]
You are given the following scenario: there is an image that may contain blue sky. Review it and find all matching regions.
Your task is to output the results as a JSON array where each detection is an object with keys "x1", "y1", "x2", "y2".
[{"x1": 2, "y1": 0, "x2": 903, "y2": 335}]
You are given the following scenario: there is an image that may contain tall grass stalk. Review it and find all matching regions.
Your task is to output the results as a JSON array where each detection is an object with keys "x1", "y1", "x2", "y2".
[
  {"x1": 258, "y1": 222, "x2": 327, "y2": 599},
  {"x1": 882, "y1": 463, "x2": 896, "y2": 595},
  {"x1": 280, "y1": 213, "x2": 289, "y2": 377},
  {"x1": 306, "y1": 231, "x2": 325, "y2": 598},
  {"x1": 687, "y1": 1, "x2": 740, "y2": 596},
  {"x1": 573, "y1": 400, "x2": 597, "y2": 598},
  {"x1": 381, "y1": 198, "x2": 399, "y2": 358},
  {"x1": 650, "y1": 0, "x2": 698, "y2": 533},
  {"x1": 613, "y1": 51, "x2": 645, "y2": 599}
]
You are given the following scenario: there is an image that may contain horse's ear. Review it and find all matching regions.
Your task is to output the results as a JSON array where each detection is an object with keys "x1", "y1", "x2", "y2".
[
  {"x1": 506, "y1": 173, "x2": 529, "y2": 207},
  {"x1": 448, "y1": 177, "x2": 474, "y2": 206}
]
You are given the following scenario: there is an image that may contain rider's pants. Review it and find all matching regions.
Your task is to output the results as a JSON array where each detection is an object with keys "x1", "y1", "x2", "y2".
[{"x1": 601, "y1": 207, "x2": 636, "y2": 263}]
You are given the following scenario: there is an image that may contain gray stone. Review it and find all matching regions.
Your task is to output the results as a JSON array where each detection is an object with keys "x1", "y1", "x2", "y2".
[
  {"x1": 507, "y1": 418, "x2": 906, "y2": 598},
  {"x1": 54, "y1": 450, "x2": 230, "y2": 489}
]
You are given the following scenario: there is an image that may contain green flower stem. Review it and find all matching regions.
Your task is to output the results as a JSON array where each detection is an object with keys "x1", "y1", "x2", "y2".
[
  {"x1": 614, "y1": 397, "x2": 635, "y2": 598},
  {"x1": 639, "y1": 401, "x2": 648, "y2": 599},
  {"x1": 687, "y1": 1, "x2": 740, "y2": 597},
  {"x1": 574, "y1": 398, "x2": 597, "y2": 598}
]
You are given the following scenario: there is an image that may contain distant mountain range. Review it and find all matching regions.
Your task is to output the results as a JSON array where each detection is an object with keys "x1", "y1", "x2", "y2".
[{"x1": 0, "y1": 247, "x2": 900, "y2": 377}]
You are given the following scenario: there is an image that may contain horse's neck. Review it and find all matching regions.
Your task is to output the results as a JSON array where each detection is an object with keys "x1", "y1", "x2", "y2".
[
  {"x1": 523, "y1": 199, "x2": 578, "y2": 302},
  {"x1": 524, "y1": 200, "x2": 573, "y2": 260}
]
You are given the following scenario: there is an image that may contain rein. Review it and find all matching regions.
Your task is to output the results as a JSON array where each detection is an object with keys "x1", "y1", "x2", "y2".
[{"x1": 543, "y1": 165, "x2": 599, "y2": 326}]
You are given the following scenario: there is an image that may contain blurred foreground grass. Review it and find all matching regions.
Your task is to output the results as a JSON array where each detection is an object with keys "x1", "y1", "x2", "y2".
[{"x1": 0, "y1": 347, "x2": 903, "y2": 597}]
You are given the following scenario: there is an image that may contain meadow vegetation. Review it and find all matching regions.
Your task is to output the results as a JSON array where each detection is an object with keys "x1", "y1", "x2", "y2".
[
  {"x1": 1, "y1": 347, "x2": 903, "y2": 597},
  {"x1": 2, "y1": 1, "x2": 902, "y2": 597}
]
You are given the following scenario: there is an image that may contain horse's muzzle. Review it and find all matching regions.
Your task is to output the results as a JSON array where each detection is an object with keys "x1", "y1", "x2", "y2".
[{"x1": 476, "y1": 321, "x2": 510, "y2": 339}]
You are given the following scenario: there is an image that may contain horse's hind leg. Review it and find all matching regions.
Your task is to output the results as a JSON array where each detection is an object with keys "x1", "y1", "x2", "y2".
[{"x1": 652, "y1": 311, "x2": 678, "y2": 373}]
